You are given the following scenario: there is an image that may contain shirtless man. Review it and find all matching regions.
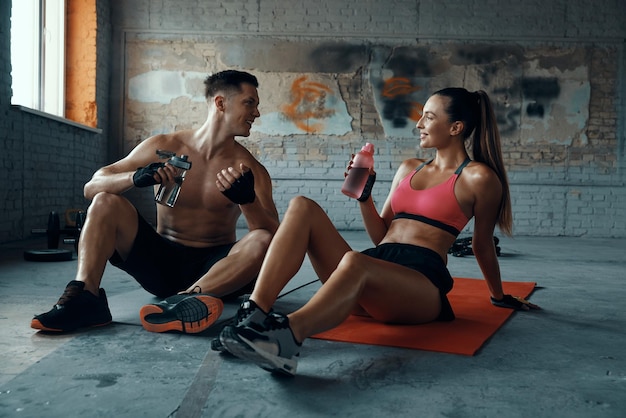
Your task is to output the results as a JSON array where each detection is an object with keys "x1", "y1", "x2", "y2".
[{"x1": 31, "y1": 70, "x2": 279, "y2": 334}]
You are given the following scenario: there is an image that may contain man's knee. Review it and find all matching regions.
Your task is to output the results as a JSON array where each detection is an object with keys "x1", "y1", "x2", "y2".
[
  {"x1": 88, "y1": 192, "x2": 134, "y2": 218},
  {"x1": 250, "y1": 229, "x2": 273, "y2": 254},
  {"x1": 237, "y1": 229, "x2": 273, "y2": 261}
]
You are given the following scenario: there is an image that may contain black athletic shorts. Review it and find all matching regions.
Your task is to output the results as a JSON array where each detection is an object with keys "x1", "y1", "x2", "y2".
[
  {"x1": 109, "y1": 213, "x2": 248, "y2": 299},
  {"x1": 360, "y1": 243, "x2": 455, "y2": 321}
]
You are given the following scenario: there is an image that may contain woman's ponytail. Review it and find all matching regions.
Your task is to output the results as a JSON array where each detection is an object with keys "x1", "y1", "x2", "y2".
[{"x1": 472, "y1": 90, "x2": 512, "y2": 235}]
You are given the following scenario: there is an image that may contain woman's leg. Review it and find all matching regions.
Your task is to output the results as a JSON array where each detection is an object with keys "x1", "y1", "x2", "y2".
[
  {"x1": 250, "y1": 196, "x2": 352, "y2": 312},
  {"x1": 288, "y1": 251, "x2": 442, "y2": 342}
]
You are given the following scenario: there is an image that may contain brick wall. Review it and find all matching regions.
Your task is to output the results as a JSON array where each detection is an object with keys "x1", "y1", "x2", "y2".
[
  {"x1": 1, "y1": 1, "x2": 624, "y2": 242},
  {"x1": 109, "y1": 0, "x2": 625, "y2": 237},
  {"x1": 0, "y1": 0, "x2": 111, "y2": 243}
]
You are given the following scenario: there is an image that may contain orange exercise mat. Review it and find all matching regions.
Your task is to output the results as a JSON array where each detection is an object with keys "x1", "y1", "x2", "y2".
[{"x1": 311, "y1": 277, "x2": 537, "y2": 356}]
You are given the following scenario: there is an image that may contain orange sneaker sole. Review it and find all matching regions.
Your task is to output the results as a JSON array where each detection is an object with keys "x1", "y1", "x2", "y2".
[
  {"x1": 140, "y1": 295, "x2": 223, "y2": 334},
  {"x1": 30, "y1": 318, "x2": 112, "y2": 332}
]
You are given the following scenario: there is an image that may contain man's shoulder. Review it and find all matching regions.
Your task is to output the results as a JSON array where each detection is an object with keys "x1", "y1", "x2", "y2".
[{"x1": 233, "y1": 141, "x2": 263, "y2": 163}]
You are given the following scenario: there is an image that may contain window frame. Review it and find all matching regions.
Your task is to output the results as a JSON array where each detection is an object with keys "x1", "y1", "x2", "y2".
[{"x1": 11, "y1": 0, "x2": 66, "y2": 117}]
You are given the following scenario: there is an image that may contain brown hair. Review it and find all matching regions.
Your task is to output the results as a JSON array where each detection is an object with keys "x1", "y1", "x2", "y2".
[
  {"x1": 203, "y1": 70, "x2": 259, "y2": 100},
  {"x1": 433, "y1": 87, "x2": 513, "y2": 235}
]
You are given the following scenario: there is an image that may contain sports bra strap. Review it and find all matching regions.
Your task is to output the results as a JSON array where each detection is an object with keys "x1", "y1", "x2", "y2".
[
  {"x1": 416, "y1": 158, "x2": 471, "y2": 174},
  {"x1": 455, "y1": 158, "x2": 472, "y2": 174},
  {"x1": 415, "y1": 158, "x2": 434, "y2": 172}
]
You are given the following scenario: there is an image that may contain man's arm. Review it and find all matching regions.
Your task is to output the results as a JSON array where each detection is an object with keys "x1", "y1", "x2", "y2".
[
  {"x1": 83, "y1": 135, "x2": 173, "y2": 200},
  {"x1": 216, "y1": 162, "x2": 279, "y2": 234}
]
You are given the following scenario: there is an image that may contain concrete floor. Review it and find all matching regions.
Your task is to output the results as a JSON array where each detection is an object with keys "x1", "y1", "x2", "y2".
[{"x1": 0, "y1": 231, "x2": 624, "y2": 418}]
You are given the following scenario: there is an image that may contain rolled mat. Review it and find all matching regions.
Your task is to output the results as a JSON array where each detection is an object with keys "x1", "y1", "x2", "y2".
[{"x1": 311, "y1": 277, "x2": 537, "y2": 356}]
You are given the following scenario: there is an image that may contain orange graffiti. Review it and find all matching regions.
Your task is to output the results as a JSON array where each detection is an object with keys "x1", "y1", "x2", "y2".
[
  {"x1": 282, "y1": 76, "x2": 336, "y2": 133},
  {"x1": 382, "y1": 77, "x2": 421, "y2": 98},
  {"x1": 383, "y1": 77, "x2": 424, "y2": 121},
  {"x1": 409, "y1": 101, "x2": 424, "y2": 121}
]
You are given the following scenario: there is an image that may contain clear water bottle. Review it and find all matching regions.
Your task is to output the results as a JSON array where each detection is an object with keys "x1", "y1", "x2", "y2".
[
  {"x1": 154, "y1": 155, "x2": 192, "y2": 207},
  {"x1": 341, "y1": 143, "x2": 374, "y2": 199}
]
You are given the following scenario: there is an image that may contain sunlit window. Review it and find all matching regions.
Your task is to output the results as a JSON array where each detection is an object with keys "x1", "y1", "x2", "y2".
[{"x1": 11, "y1": 0, "x2": 66, "y2": 117}]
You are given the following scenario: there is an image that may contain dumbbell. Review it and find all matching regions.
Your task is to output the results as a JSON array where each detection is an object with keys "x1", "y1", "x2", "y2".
[
  {"x1": 31, "y1": 211, "x2": 63, "y2": 249},
  {"x1": 25, "y1": 210, "x2": 85, "y2": 262},
  {"x1": 63, "y1": 210, "x2": 86, "y2": 250},
  {"x1": 31, "y1": 210, "x2": 84, "y2": 249}
]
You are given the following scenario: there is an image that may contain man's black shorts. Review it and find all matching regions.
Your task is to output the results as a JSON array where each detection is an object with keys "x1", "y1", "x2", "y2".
[
  {"x1": 110, "y1": 213, "x2": 242, "y2": 298},
  {"x1": 360, "y1": 243, "x2": 455, "y2": 321}
]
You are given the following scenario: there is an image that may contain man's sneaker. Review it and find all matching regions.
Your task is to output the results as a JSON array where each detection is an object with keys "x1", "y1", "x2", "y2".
[
  {"x1": 31, "y1": 280, "x2": 112, "y2": 332},
  {"x1": 220, "y1": 312, "x2": 301, "y2": 376},
  {"x1": 211, "y1": 298, "x2": 268, "y2": 353},
  {"x1": 140, "y1": 293, "x2": 223, "y2": 334}
]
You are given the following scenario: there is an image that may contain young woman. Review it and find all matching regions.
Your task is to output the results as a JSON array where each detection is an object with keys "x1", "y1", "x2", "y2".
[{"x1": 217, "y1": 87, "x2": 539, "y2": 376}]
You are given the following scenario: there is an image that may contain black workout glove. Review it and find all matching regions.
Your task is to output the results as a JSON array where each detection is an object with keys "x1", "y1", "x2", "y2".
[
  {"x1": 491, "y1": 294, "x2": 539, "y2": 310},
  {"x1": 221, "y1": 170, "x2": 256, "y2": 204},
  {"x1": 357, "y1": 172, "x2": 376, "y2": 202},
  {"x1": 133, "y1": 162, "x2": 165, "y2": 187}
]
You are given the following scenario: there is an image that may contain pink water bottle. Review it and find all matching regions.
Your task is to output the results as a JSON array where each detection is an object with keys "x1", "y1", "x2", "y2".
[{"x1": 342, "y1": 143, "x2": 374, "y2": 199}]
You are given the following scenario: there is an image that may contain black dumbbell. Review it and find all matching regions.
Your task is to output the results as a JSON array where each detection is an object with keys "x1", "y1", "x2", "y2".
[
  {"x1": 63, "y1": 210, "x2": 86, "y2": 251},
  {"x1": 31, "y1": 210, "x2": 84, "y2": 250},
  {"x1": 31, "y1": 211, "x2": 62, "y2": 249},
  {"x1": 26, "y1": 211, "x2": 68, "y2": 261}
]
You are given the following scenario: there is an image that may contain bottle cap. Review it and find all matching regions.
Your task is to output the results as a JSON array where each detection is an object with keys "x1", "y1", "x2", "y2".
[
  {"x1": 362, "y1": 143, "x2": 374, "y2": 153},
  {"x1": 169, "y1": 155, "x2": 192, "y2": 170}
]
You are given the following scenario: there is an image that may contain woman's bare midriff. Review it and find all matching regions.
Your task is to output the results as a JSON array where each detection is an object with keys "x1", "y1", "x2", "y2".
[{"x1": 379, "y1": 219, "x2": 459, "y2": 263}]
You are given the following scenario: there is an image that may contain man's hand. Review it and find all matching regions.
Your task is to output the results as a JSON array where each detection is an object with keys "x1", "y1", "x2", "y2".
[
  {"x1": 216, "y1": 164, "x2": 256, "y2": 204},
  {"x1": 133, "y1": 162, "x2": 165, "y2": 187},
  {"x1": 133, "y1": 162, "x2": 180, "y2": 188}
]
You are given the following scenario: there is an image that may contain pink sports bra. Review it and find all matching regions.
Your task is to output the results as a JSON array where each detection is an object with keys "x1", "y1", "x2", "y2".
[{"x1": 391, "y1": 158, "x2": 471, "y2": 236}]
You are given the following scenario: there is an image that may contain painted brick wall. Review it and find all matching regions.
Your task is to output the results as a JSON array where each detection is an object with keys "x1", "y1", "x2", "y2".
[
  {"x1": 2, "y1": 1, "x2": 623, "y2": 244},
  {"x1": 109, "y1": 0, "x2": 625, "y2": 238}
]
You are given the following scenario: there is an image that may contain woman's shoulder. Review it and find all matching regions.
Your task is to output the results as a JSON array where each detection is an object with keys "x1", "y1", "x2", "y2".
[
  {"x1": 398, "y1": 157, "x2": 428, "y2": 171},
  {"x1": 461, "y1": 161, "x2": 502, "y2": 189},
  {"x1": 393, "y1": 157, "x2": 423, "y2": 178}
]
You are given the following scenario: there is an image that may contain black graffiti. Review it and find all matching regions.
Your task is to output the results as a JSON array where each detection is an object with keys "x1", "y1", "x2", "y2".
[
  {"x1": 521, "y1": 77, "x2": 561, "y2": 118},
  {"x1": 309, "y1": 43, "x2": 368, "y2": 72},
  {"x1": 383, "y1": 99, "x2": 413, "y2": 128}
]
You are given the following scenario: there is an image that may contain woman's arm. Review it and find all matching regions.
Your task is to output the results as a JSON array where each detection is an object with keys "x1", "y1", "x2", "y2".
[
  {"x1": 359, "y1": 159, "x2": 416, "y2": 245},
  {"x1": 466, "y1": 164, "x2": 505, "y2": 299}
]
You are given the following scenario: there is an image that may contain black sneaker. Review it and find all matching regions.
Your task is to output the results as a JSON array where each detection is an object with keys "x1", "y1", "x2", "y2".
[
  {"x1": 140, "y1": 293, "x2": 223, "y2": 334},
  {"x1": 31, "y1": 280, "x2": 112, "y2": 332},
  {"x1": 211, "y1": 299, "x2": 268, "y2": 352},
  {"x1": 221, "y1": 312, "x2": 301, "y2": 376}
]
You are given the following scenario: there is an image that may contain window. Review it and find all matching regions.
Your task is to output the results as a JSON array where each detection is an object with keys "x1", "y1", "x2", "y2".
[
  {"x1": 11, "y1": 0, "x2": 66, "y2": 117},
  {"x1": 10, "y1": 0, "x2": 98, "y2": 129}
]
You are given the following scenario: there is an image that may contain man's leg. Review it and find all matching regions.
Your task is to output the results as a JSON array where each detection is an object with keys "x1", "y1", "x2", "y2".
[
  {"x1": 139, "y1": 228, "x2": 272, "y2": 334},
  {"x1": 31, "y1": 193, "x2": 140, "y2": 332},
  {"x1": 184, "y1": 228, "x2": 273, "y2": 297},
  {"x1": 76, "y1": 192, "x2": 140, "y2": 295}
]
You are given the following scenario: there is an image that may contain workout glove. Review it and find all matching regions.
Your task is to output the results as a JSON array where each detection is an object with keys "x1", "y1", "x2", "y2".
[
  {"x1": 490, "y1": 294, "x2": 539, "y2": 310},
  {"x1": 357, "y1": 173, "x2": 376, "y2": 202},
  {"x1": 133, "y1": 162, "x2": 165, "y2": 187},
  {"x1": 221, "y1": 170, "x2": 255, "y2": 204}
]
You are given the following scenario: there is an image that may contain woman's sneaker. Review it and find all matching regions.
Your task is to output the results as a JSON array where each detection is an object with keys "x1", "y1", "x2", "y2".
[
  {"x1": 220, "y1": 312, "x2": 301, "y2": 376},
  {"x1": 211, "y1": 299, "x2": 268, "y2": 353},
  {"x1": 31, "y1": 280, "x2": 112, "y2": 332},
  {"x1": 140, "y1": 293, "x2": 223, "y2": 334}
]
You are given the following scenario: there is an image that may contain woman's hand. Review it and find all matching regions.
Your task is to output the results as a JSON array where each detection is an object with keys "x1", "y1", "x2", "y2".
[{"x1": 490, "y1": 294, "x2": 541, "y2": 311}]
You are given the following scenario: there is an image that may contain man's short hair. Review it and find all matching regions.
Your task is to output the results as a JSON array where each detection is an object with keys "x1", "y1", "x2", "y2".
[{"x1": 204, "y1": 70, "x2": 259, "y2": 99}]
